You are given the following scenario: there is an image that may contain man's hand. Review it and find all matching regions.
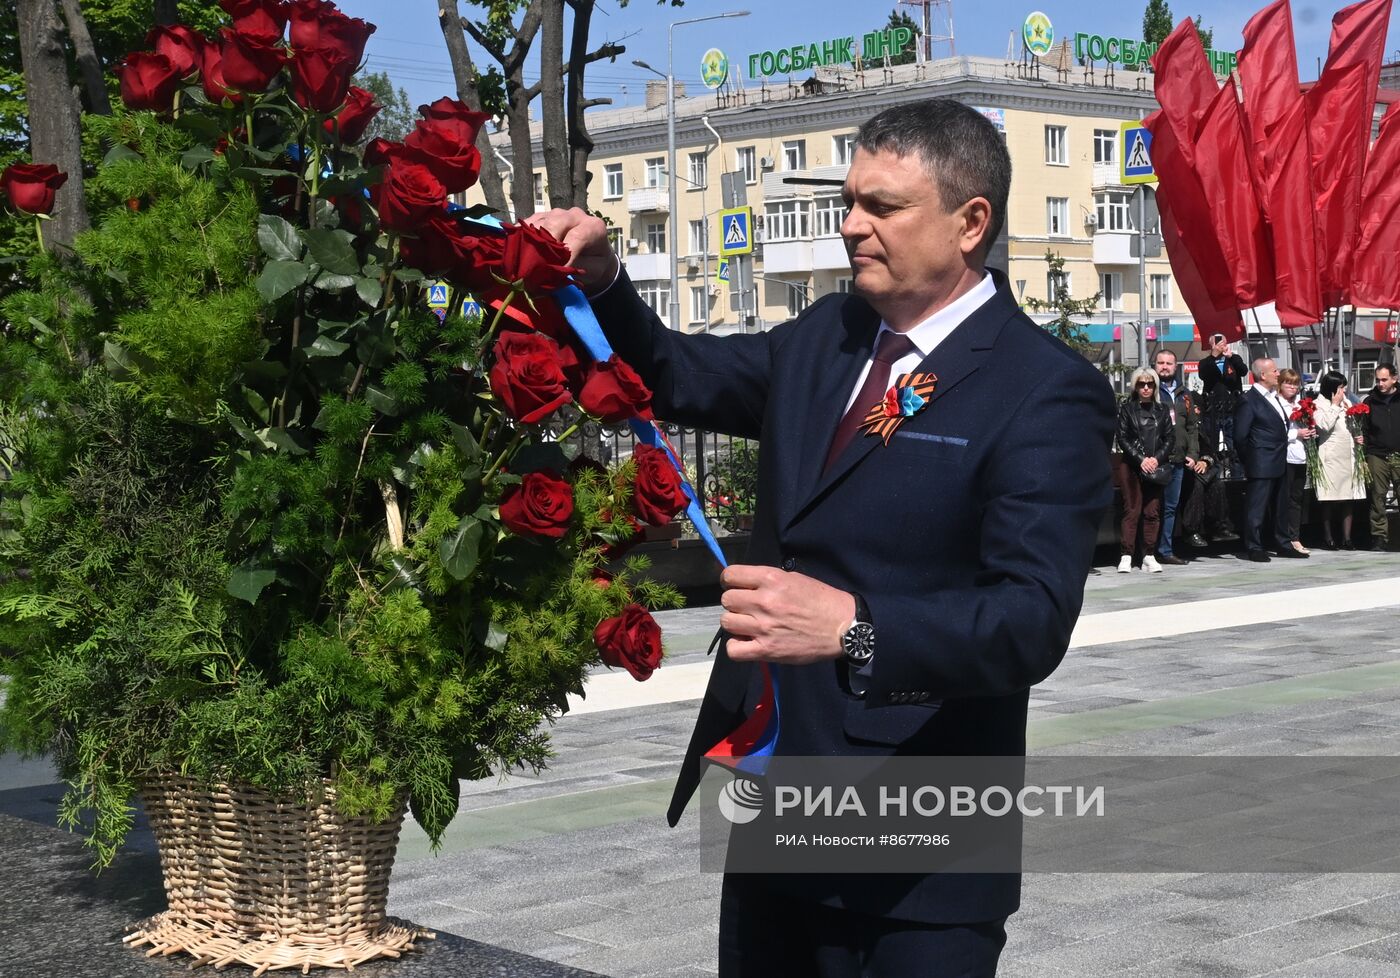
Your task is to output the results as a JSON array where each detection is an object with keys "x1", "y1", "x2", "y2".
[
  {"x1": 1141, "y1": 457, "x2": 1159, "y2": 474},
  {"x1": 719, "y1": 564, "x2": 855, "y2": 664},
  {"x1": 523, "y1": 207, "x2": 619, "y2": 293}
]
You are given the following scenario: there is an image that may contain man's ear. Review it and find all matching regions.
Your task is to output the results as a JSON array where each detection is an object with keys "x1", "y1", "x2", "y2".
[{"x1": 958, "y1": 197, "x2": 994, "y2": 259}]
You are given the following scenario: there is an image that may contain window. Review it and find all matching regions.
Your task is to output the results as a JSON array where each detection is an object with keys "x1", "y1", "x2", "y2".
[
  {"x1": 836, "y1": 276, "x2": 854, "y2": 293},
  {"x1": 1150, "y1": 274, "x2": 1172, "y2": 310},
  {"x1": 688, "y1": 218, "x2": 709, "y2": 256},
  {"x1": 690, "y1": 285, "x2": 707, "y2": 324},
  {"x1": 1093, "y1": 129, "x2": 1117, "y2": 164},
  {"x1": 1357, "y1": 359, "x2": 1380, "y2": 390},
  {"x1": 1044, "y1": 125, "x2": 1067, "y2": 165},
  {"x1": 736, "y1": 146, "x2": 757, "y2": 184},
  {"x1": 1100, "y1": 272, "x2": 1122, "y2": 311},
  {"x1": 644, "y1": 156, "x2": 666, "y2": 189},
  {"x1": 765, "y1": 199, "x2": 811, "y2": 241},
  {"x1": 782, "y1": 139, "x2": 806, "y2": 171},
  {"x1": 603, "y1": 163, "x2": 623, "y2": 199},
  {"x1": 646, "y1": 222, "x2": 666, "y2": 253},
  {"x1": 832, "y1": 133, "x2": 857, "y2": 165},
  {"x1": 637, "y1": 281, "x2": 669, "y2": 317},
  {"x1": 1095, "y1": 191, "x2": 1130, "y2": 231},
  {"x1": 533, "y1": 172, "x2": 545, "y2": 207},
  {"x1": 687, "y1": 151, "x2": 708, "y2": 190},
  {"x1": 607, "y1": 227, "x2": 624, "y2": 258},
  {"x1": 814, "y1": 196, "x2": 845, "y2": 237},
  {"x1": 1046, "y1": 197, "x2": 1069, "y2": 237},
  {"x1": 787, "y1": 282, "x2": 810, "y2": 318},
  {"x1": 1047, "y1": 269, "x2": 1071, "y2": 299}
]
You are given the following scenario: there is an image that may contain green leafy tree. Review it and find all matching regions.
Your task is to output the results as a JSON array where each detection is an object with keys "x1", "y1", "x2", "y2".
[
  {"x1": 1142, "y1": 0, "x2": 1173, "y2": 45},
  {"x1": 356, "y1": 70, "x2": 416, "y2": 143},
  {"x1": 1023, "y1": 251, "x2": 1099, "y2": 358},
  {"x1": 884, "y1": 8, "x2": 922, "y2": 66},
  {"x1": 1194, "y1": 15, "x2": 1214, "y2": 50}
]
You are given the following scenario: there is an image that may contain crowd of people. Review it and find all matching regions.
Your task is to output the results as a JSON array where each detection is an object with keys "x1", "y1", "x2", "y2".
[{"x1": 1114, "y1": 338, "x2": 1400, "y2": 572}]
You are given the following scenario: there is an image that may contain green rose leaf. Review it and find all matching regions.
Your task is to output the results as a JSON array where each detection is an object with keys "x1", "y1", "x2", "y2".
[
  {"x1": 180, "y1": 147, "x2": 216, "y2": 170},
  {"x1": 355, "y1": 276, "x2": 383, "y2": 308},
  {"x1": 256, "y1": 260, "x2": 309, "y2": 303},
  {"x1": 363, "y1": 385, "x2": 402, "y2": 416},
  {"x1": 313, "y1": 271, "x2": 357, "y2": 291},
  {"x1": 305, "y1": 228, "x2": 359, "y2": 276},
  {"x1": 257, "y1": 215, "x2": 303, "y2": 262},
  {"x1": 102, "y1": 143, "x2": 143, "y2": 165},
  {"x1": 307, "y1": 335, "x2": 351, "y2": 358},
  {"x1": 446, "y1": 421, "x2": 480, "y2": 460},
  {"x1": 439, "y1": 514, "x2": 484, "y2": 580},
  {"x1": 227, "y1": 567, "x2": 277, "y2": 604}
]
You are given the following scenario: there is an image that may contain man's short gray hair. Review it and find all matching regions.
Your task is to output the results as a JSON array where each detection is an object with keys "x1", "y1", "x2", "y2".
[
  {"x1": 1252, "y1": 357, "x2": 1274, "y2": 376},
  {"x1": 855, "y1": 99, "x2": 1011, "y2": 260}
]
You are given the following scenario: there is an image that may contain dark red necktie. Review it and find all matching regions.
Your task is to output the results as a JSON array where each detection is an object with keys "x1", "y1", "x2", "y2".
[{"x1": 824, "y1": 330, "x2": 919, "y2": 472}]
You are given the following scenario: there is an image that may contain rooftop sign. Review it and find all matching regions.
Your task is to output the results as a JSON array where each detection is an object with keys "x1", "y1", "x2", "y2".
[
  {"x1": 1073, "y1": 31, "x2": 1237, "y2": 75},
  {"x1": 746, "y1": 27, "x2": 914, "y2": 79}
]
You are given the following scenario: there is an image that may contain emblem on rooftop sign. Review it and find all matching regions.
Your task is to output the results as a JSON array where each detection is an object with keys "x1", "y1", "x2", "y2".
[
  {"x1": 1023, "y1": 11, "x2": 1054, "y2": 57},
  {"x1": 700, "y1": 48, "x2": 729, "y2": 89}
]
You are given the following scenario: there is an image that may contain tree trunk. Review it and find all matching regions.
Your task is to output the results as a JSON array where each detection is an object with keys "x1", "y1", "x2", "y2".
[
  {"x1": 506, "y1": 70, "x2": 536, "y2": 220},
  {"x1": 538, "y1": 0, "x2": 570, "y2": 208},
  {"x1": 433, "y1": 0, "x2": 509, "y2": 215},
  {"x1": 565, "y1": 0, "x2": 594, "y2": 209},
  {"x1": 57, "y1": 0, "x2": 111, "y2": 115},
  {"x1": 16, "y1": 0, "x2": 89, "y2": 251},
  {"x1": 153, "y1": 0, "x2": 179, "y2": 26}
]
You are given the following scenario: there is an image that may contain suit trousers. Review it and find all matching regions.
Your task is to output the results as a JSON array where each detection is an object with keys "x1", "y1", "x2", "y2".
[
  {"x1": 718, "y1": 874, "x2": 1008, "y2": 978},
  {"x1": 1243, "y1": 475, "x2": 1287, "y2": 553}
]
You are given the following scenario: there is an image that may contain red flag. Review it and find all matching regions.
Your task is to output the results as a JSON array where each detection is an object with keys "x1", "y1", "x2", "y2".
[
  {"x1": 1237, "y1": 0, "x2": 1300, "y2": 167},
  {"x1": 1265, "y1": 99, "x2": 1324, "y2": 325},
  {"x1": 1305, "y1": 61, "x2": 1372, "y2": 305},
  {"x1": 1352, "y1": 103, "x2": 1400, "y2": 308},
  {"x1": 1151, "y1": 19, "x2": 1220, "y2": 154},
  {"x1": 1323, "y1": 0, "x2": 1392, "y2": 103},
  {"x1": 1193, "y1": 78, "x2": 1275, "y2": 308}
]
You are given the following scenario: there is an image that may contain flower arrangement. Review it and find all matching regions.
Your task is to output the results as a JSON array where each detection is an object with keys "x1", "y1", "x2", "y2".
[
  {"x1": 1345, "y1": 403, "x2": 1372, "y2": 487},
  {"x1": 0, "y1": 0, "x2": 682, "y2": 867},
  {"x1": 1291, "y1": 396, "x2": 1327, "y2": 490}
]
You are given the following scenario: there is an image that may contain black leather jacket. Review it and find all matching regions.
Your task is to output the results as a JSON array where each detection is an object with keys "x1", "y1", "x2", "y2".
[{"x1": 1117, "y1": 397, "x2": 1173, "y2": 467}]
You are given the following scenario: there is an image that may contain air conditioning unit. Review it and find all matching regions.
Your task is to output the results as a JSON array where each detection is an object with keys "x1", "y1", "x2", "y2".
[
  {"x1": 1084, "y1": 213, "x2": 1098, "y2": 227},
  {"x1": 685, "y1": 256, "x2": 701, "y2": 271},
  {"x1": 627, "y1": 237, "x2": 640, "y2": 250},
  {"x1": 759, "y1": 155, "x2": 776, "y2": 169}
]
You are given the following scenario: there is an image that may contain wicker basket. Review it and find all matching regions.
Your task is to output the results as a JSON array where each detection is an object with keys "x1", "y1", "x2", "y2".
[{"x1": 125, "y1": 775, "x2": 431, "y2": 974}]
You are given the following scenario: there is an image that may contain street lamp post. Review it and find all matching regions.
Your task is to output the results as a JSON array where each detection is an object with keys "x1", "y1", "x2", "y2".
[{"x1": 634, "y1": 10, "x2": 748, "y2": 331}]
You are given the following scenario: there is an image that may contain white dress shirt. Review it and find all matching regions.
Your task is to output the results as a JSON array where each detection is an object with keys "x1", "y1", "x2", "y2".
[
  {"x1": 843, "y1": 273, "x2": 998, "y2": 413},
  {"x1": 1278, "y1": 393, "x2": 1307, "y2": 464}
]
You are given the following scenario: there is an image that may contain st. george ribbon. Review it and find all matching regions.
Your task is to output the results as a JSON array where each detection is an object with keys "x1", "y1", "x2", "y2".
[{"x1": 465, "y1": 214, "x2": 778, "y2": 774}]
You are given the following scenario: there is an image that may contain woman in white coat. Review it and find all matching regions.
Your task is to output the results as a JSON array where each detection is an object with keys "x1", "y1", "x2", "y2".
[{"x1": 1314, "y1": 370, "x2": 1366, "y2": 549}]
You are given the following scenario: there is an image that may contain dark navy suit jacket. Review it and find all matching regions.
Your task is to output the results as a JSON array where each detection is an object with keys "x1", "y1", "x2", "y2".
[
  {"x1": 1233, "y1": 387, "x2": 1288, "y2": 480},
  {"x1": 590, "y1": 267, "x2": 1115, "y2": 924}
]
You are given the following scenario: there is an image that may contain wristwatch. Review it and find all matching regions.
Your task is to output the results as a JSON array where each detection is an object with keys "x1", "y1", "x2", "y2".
[{"x1": 840, "y1": 593, "x2": 875, "y2": 667}]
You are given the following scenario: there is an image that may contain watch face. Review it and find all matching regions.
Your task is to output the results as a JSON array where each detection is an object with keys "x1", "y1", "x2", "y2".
[{"x1": 843, "y1": 622, "x2": 875, "y2": 663}]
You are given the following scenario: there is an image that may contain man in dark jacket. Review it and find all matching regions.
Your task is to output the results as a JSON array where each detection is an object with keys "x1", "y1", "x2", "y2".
[
  {"x1": 1153, "y1": 350, "x2": 1202, "y2": 563},
  {"x1": 1364, "y1": 364, "x2": 1400, "y2": 551},
  {"x1": 1198, "y1": 333, "x2": 1247, "y2": 457},
  {"x1": 1233, "y1": 357, "x2": 1294, "y2": 561}
]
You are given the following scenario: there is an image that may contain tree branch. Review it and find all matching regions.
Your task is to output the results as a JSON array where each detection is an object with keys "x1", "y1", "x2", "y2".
[
  {"x1": 460, "y1": 17, "x2": 505, "y2": 62},
  {"x1": 436, "y1": 0, "x2": 508, "y2": 213}
]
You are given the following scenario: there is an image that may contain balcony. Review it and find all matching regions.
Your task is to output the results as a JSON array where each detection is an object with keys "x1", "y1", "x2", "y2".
[
  {"x1": 811, "y1": 237, "x2": 849, "y2": 271},
  {"x1": 761, "y1": 239, "x2": 812, "y2": 274},
  {"x1": 624, "y1": 251, "x2": 671, "y2": 281},
  {"x1": 1091, "y1": 161, "x2": 1124, "y2": 188},
  {"x1": 627, "y1": 186, "x2": 668, "y2": 214},
  {"x1": 1092, "y1": 230, "x2": 1135, "y2": 265}
]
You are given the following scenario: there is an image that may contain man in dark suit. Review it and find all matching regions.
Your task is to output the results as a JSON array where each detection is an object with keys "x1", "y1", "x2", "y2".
[
  {"x1": 1198, "y1": 333, "x2": 1248, "y2": 461},
  {"x1": 532, "y1": 99, "x2": 1114, "y2": 977},
  {"x1": 1232, "y1": 357, "x2": 1296, "y2": 561}
]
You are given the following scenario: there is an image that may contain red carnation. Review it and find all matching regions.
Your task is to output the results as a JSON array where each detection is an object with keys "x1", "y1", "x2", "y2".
[
  {"x1": 290, "y1": 44, "x2": 355, "y2": 112},
  {"x1": 488, "y1": 332, "x2": 573, "y2": 424},
  {"x1": 288, "y1": 0, "x2": 375, "y2": 64},
  {"x1": 631, "y1": 444, "x2": 689, "y2": 526},
  {"x1": 375, "y1": 157, "x2": 446, "y2": 232},
  {"x1": 578, "y1": 354, "x2": 652, "y2": 423},
  {"x1": 116, "y1": 51, "x2": 183, "y2": 111},
  {"x1": 145, "y1": 25, "x2": 204, "y2": 77},
  {"x1": 219, "y1": 27, "x2": 289, "y2": 94},
  {"x1": 325, "y1": 85, "x2": 379, "y2": 143},
  {"x1": 499, "y1": 470, "x2": 575, "y2": 540},
  {"x1": 1347, "y1": 403, "x2": 1371, "y2": 416},
  {"x1": 1, "y1": 163, "x2": 68, "y2": 217},
  {"x1": 593, "y1": 604, "x2": 663, "y2": 681},
  {"x1": 499, "y1": 222, "x2": 580, "y2": 292},
  {"x1": 220, "y1": 0, "x2": 290, "y2": 37}
]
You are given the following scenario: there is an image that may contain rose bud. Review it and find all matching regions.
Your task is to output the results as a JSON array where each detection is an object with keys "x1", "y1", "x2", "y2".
[
  {"x1": 593, "y1": 604, "x2": 663, "y2": 681},
  {"x1": 499, "y1": 470, "x2": 575, "y2": 540},
  {"x1": 1, "y1": 163, "x2": 68, "y2": 217},
  {"x1": 324, "y1": 85, "x2": 380, "y2": 143},
  {"x1": 115, "y1": 51, "x2": 182, "y2": 111},
  {"x1": 578, "y1": 355, "x2": 652, "y2": 423},
  {"x1": 631, "y1": 444, "x2": 689, "y2": 526},
  {"x1": 488, "y1": 332, "x2": 573, "y2": 424}
]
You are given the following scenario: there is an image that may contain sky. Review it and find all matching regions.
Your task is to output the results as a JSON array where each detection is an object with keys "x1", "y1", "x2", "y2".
[{"x1": 353, "y1": 0, "x2": 1400, "y2": 118}]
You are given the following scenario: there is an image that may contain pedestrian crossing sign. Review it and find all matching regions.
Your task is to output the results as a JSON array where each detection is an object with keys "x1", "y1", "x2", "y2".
[
  {"x1": 427, "y1": 281, "x2": 451, "y2": 309},
  {"x1": 719, "y1": 206, "x2": 753, "y2": 257},
  {"x1": 717, "y1": 259, "x2": 730, "y2": 283},
  {"x1": 1120, "y1": 121, "x2": 1156, "y2": 185}
]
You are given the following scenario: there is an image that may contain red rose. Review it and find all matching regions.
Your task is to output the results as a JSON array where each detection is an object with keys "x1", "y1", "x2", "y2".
[
  {"x1": 578, "y1": 354, "x2": 652, "y2": 423},
  {"x1": 198, "y1": 40, "x2": 241, "y2": 104},
  {"x1": 218, "y1": 27, "x2": 289, "y2": 94},
  {"x1": 418, "y1": 96, "x2": 490, "y2": 130},
  {"x1": 325, "y1": 85, "x2": 379, "y2": 143},
  {"x1": 400, "y1": 215, "x2": 504, "y2": 290},
  {"x1": 593, "y1": 604, "x2": 663, "y2": 681},
  {"x1": 499, "y1": 470, "x2": 575, "y2": 540},
  {"x1": 631, "y1": 444, "x2": 689, "y2": 526},
  {"x1": 290, "y1": 44, "x2": 354, "y2": 112},
  {"x1": 374, "y1": 157, "x2": 446, "y2": 232},
  {"x1": 488, "y1": 332, "x2": 573, "y2": 424},
  {"x1": 363, "y1": 137, "x2": 400, "y2": 167},
  {"x1": 289, "y1": 0, "x2": 375, "y2": 64},
  {"x1": 403, "y1": 110, "x2": 488, "y2": 194},
  {"x1": 1, "y1": 163, "x2": 68, "y2": 217},
  {"x1": 220, "y1": 0, "x2": 289, "y2": 37},
  {"x1": 116, "y1": 52, "x2": 182, "y2": 111},
  {"x1": 145, "y1": 25, "x2": 204, "y2": 77},
  {"x1": 499, "y1": 222, "x2": 579, "y2": 292}
]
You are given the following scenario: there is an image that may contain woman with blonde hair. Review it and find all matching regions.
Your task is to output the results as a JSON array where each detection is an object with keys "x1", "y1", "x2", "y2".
[{"x1": 1114, "y1": 368, "x2": 1174, "y2": 572}]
